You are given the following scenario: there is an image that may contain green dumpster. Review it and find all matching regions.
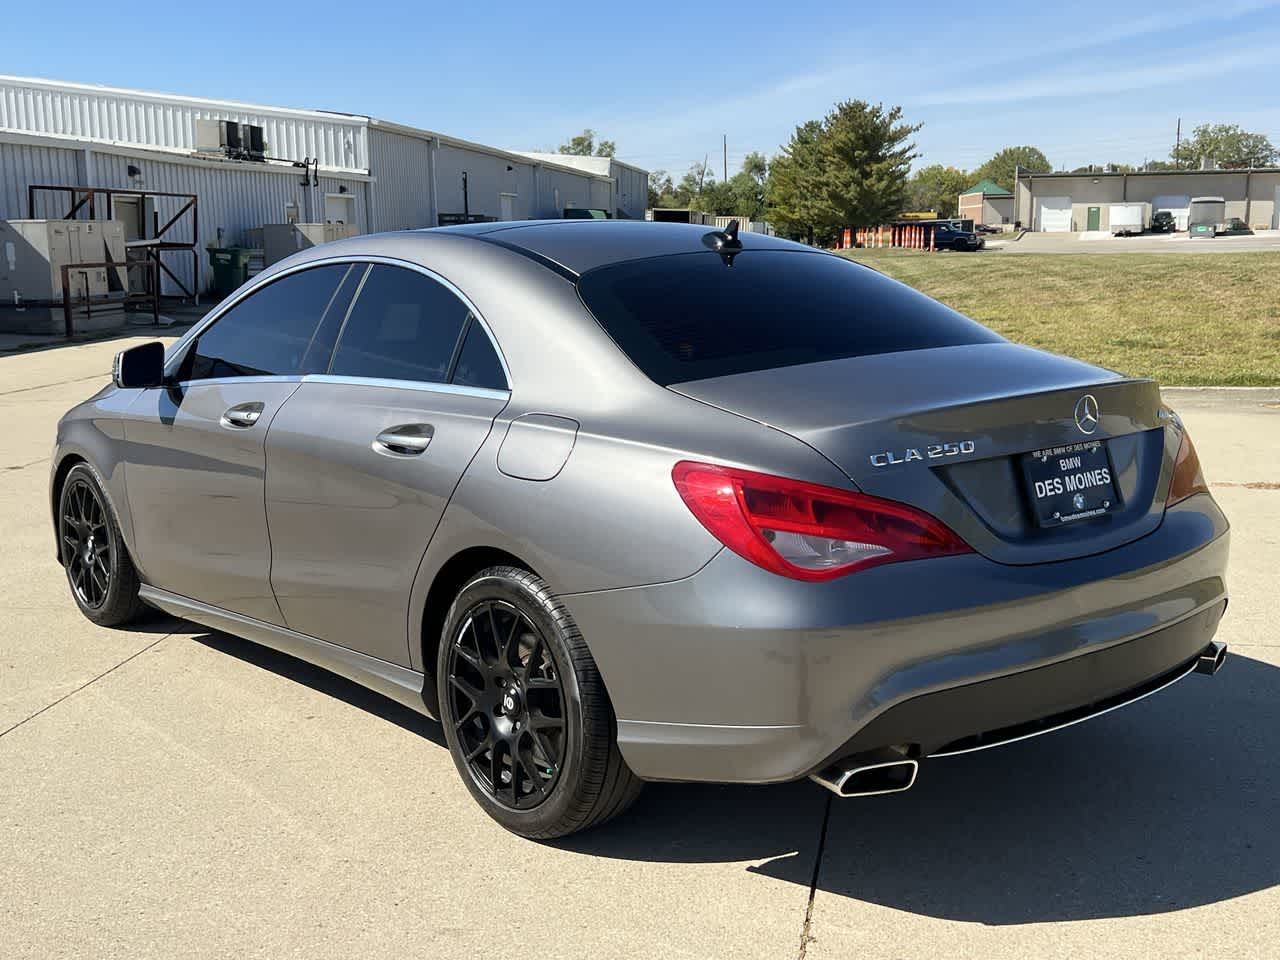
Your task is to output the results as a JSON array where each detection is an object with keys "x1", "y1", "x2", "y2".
[{"x1": 207, "y1": 246, "x2": 251, "y2": 299}]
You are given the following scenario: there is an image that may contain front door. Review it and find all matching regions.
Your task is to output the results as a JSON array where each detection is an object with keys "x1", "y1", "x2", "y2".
[
  {"x1": 265, "y1": 263, "x2": 510, "y2": 664},
  {"x1": 1087, "y1": 206, "x2": 1101, "y2": 231},
  {"x1": 122, "y1": 263, "x2": 359, "y2": 623}
]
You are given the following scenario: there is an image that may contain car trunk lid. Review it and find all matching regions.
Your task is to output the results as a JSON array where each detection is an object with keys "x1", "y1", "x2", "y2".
[{"x1": 670, "y1": 342, "x2": 1174, "y2": 565}]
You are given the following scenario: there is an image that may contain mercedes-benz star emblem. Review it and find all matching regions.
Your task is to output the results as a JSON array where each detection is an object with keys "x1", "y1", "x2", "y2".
[{"x1": 1074, "y1": 394, "x2": 1100, "y2": 435}]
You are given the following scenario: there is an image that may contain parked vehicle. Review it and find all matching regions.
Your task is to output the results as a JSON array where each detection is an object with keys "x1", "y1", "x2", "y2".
[
  {"x1": 1222, "y1": 217, "x2": 1253, "y2": 235},
  {"x1": 53, "y1": 220, "x2": 1229, "y2": 838},
  {"x1": 1150, "y1": 210, "x2": 1177, "y2": 233},
  {"x1": 935, "y1": 223, "x2": 985, "y2": 250},
  {"x1": 1109, "y1": 202, "x2": 1150, "y2": 237},
  {"x1": 1188, "y1": 196, "x2": 1226, "y2": 238}
]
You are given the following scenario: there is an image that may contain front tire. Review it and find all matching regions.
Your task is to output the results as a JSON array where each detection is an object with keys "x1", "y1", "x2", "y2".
[
  {"x1": 437, "y1": 566, "x2": 642, "y2": 839},
  {"x1": 57, "y1": 463, "x2": 146, "y2": 627}
]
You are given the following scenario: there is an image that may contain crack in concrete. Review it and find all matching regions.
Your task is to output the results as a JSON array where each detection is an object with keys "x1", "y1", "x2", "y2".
[
  {"x1": 797, "y1": 793, "x2": 832, "y2": 959},
  {"x1": 0, "y1": 633, "x2": 171, "y2": 741}
]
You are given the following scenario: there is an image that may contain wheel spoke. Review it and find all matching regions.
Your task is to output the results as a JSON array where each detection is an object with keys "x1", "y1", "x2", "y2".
[
  {"x1": 454, "y1": 644, "x2": 482, "y2": 670},
  {"x1": 529, "y1": 711, "x2": 564, "y2": 731},
  {"x1": 91, "y1": 565, "x2": 108, "y2": 596},
  {"x1": 516, "y1": 752, "x2": 543, "y2": 798},
  {"x1": 448, "y1": 673, "x2": 482, "y2": 704},
  {"x1": 530, "y1": 731, "x2": 558, "y2": 774},
  {"x1": 463, "y1": 739, "x2": 490, "y2": 763}
]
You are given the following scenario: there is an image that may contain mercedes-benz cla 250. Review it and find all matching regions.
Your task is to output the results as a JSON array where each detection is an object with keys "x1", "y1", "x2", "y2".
[{"x1": 52, "y1": 221, "x2": 1228, "y2": 838}]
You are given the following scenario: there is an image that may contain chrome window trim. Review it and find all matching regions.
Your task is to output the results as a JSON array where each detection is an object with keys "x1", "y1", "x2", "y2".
[
  {"x1": 303, "y1": 374, "x2": 510, "y2": 403},
  {"x1": 171, "y1": 375, "x2": 304, "y2": 389},
  {"x1": 164, "y1": 254, "x2": 512, "y2": 389}
]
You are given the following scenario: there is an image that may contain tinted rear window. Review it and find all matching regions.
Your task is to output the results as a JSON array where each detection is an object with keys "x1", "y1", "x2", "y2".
[{"x1": 576, "y1": 250, "x2": 1002, "y2": 384}]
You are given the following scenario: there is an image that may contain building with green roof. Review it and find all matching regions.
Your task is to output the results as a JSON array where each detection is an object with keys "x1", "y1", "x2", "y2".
[{"x1": 959, "y1": 179, "x2": 1015, "y2": 227}]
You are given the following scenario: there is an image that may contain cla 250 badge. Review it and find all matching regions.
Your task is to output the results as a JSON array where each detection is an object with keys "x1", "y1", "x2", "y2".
[{"x1": 870, "y1": 440, "x2": 976, "y2": 468}]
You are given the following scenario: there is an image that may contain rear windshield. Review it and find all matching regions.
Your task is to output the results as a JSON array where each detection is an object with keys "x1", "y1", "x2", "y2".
[{"x1": 576, "y1": 250, "x2": 1002, "y2": 385}]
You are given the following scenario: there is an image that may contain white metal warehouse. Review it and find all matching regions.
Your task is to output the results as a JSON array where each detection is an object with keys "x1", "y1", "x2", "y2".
[{"x1": 0, "y1": 75, "x2": 646, "y2": 297}]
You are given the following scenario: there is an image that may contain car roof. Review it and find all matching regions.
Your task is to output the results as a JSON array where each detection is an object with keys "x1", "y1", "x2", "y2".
[{"x1": 435, "y1": 219, "x2": 804, "y2": 276}]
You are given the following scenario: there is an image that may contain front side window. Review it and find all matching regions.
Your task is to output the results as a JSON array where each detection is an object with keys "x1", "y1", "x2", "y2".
[
  {"x1": 329, "y1": 265, "x2": 471, "y2": 383},
  {"x1": 187, "y1": 264, "x2": 355, "y2": 380}
]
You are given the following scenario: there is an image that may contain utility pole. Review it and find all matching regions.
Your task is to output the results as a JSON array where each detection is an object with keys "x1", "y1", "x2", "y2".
[
  {"x1": 698, "y1": 153, "x2": 708, "y2": 195},
  {"x1": 1175, "y1": 117, "x2": 1181, "y2": 169},
  {"x1": 723, "y1": 134, "x2": 728, "y2": 183}
]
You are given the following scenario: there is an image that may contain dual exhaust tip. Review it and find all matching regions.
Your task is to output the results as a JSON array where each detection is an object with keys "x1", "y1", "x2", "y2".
[
  {"x1": 1194, "y1": 640, "x2": 1227, "y2": 676},
  {"x1": 812, "y1": 641, "x2": 1228, "y2": 798},
  {"x1": 810, "y1": 750, "x2": 918, "y2": 798}
]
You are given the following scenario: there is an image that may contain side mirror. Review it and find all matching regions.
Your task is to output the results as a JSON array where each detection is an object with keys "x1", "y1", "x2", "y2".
[{"x1": 112, "y1": 341, "x2": 166, "y2": 389}]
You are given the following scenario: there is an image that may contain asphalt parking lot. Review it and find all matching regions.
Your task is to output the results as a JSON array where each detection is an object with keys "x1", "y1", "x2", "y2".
[{"x1": 2, "y1": 337, "x2": 1277, "y2": 959}]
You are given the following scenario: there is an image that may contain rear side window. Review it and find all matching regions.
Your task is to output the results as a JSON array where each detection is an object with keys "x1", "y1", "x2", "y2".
[
  {"x1": 451, "y1": 320, "x2": 508, "y2": 390},
  {"x1": 576, "y1": 250, "x2": 1002, "y2": 385},
  {"x1": 188, "y1": 264, "x2": 353, "y2": 380},
  {"x1": 329, "y1": 265, "x2": 470, "y2": 383}
]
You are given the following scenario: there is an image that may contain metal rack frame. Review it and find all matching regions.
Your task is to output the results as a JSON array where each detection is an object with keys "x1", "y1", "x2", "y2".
[{"x1": 27, "y1": 184, "x2": 200, "y2": 302}]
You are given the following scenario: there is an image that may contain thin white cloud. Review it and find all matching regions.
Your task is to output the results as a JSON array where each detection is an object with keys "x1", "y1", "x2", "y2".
[{"x1": 912, "y1": 45, "x2": 1271, "y2": 107}]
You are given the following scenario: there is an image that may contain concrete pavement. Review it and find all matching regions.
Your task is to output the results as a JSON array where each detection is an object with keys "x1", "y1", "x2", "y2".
[
  {"x1": 1, "y1": 340, "x2": 1277, "y2": 959},
  {"x1": 987, "y1": 230, "x2": 1280, "y2": 254}
]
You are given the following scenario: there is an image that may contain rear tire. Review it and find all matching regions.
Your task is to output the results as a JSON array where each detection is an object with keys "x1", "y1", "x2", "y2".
[
  {"x1": 437, "y1": 566, "x2": 643, "y2": 839},
  {"x1": 58, "y1": 463, "x2": 146, "y2": 627}
]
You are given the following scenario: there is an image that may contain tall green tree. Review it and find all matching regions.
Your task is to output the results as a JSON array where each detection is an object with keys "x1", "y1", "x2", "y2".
[
  {"x1": 557, "y1": 129, "x2": 617, "y2": 157},
  {"x1": 674, "y1": 160, "x2": 716, "y2": 206},
  {"x1": 767, "y1": 102, "x2": 919, "y2": 244},
  {"x1": 907, "y1": 164, "x2": 970, "y2": 218},
  {"x1": 1172, "y1": 123, "x2": 1278, "y2": 168},
  {"x1": 974, "y1": 146, "x2": 1051, "y2": 192},
  {"x1": 766, "y1": 120, "x2": 828, "y2": 243},
  {"x1": 647, "y1": 170, "x2": 674, "y2": 208},
  {"x1": 821, "y1": 101, "x2": 920, "y2": 230}
]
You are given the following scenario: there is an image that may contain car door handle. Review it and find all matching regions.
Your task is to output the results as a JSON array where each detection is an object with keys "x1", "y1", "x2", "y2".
[
  {"x1": 374, "y1": 423, "x2": 434, "y2": 456},
  {"x1": 220, "y1": 401, "x2": 265, "y2": 429}
]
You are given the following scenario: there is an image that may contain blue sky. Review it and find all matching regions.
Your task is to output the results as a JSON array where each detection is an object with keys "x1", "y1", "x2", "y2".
[{"x1": 5, "y1": 0, "x2": 1279, "y2": 180}]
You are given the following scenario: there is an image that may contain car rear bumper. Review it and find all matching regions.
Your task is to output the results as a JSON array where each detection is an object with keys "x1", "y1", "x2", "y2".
[{"x1": 561, "y1": 493, "x2": 1229, "y2": 784}]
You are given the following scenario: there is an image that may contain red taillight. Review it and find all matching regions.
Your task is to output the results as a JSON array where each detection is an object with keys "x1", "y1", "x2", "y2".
[
  {"x1": 1167, "y1": 427, "x2": 1208, "y2": 506},
  {"x1": 671, "y1": 460, "x2": 972, "y2": 581}
]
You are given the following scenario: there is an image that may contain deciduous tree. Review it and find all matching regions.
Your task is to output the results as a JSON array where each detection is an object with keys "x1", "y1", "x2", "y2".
[
  {"x1": 907, "y1": 164, "x2": 970, "y2": 218},
  {"x1": 1171, "y1": 123, "x2": 1278, "y2": 169},
  {"x1": 974, "y1": 146, "x2": 1051, "y2": 192}
]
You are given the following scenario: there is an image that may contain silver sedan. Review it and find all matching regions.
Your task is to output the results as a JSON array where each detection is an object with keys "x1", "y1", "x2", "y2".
[{"x1": 51, "y1": 220, "x2": 1229, "y2": 838}]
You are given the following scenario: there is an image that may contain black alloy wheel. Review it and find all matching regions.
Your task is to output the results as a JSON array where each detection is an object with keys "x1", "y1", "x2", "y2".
[
  {"x1": 437, "y1": 566, "x2": 643, "y2": 839},
  {"x1": 61, "y1": 476, "x2": 113, "y2": 609},
  {"x1": 57, "y1": 463, "x2": 146, "y2": 627},
  {"x1": 446, "y1": 599, "x2": 567, "y2": 810}
]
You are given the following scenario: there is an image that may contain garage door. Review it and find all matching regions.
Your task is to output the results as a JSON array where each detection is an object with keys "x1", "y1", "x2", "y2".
[
  {"x1": 1153, "y1": 195, "x2": 1190, "y2": 231},
  {"x1": 1037, "y1": 196, "x2": 1073, "y2": 232}
]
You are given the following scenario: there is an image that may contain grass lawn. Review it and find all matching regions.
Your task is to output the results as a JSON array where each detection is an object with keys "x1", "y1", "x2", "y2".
[{"x1": 839, "y1": 249, "x2": 1280, "y2": 386}]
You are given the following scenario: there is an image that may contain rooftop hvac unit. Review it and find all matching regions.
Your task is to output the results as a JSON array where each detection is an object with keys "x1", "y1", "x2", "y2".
[{"x1": 195, "y1": 118, "x2": 267, "y2": 161}]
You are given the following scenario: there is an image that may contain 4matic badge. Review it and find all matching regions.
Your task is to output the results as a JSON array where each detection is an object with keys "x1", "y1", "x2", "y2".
[{"x1": 870, "y1": 440, "x2": 977, "y2": 468}]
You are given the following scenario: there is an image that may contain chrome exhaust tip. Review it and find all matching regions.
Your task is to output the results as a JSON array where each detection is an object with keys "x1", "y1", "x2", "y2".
[
  {"x1": 1194, "y1": 641, "x2": 1227, "y2": 676},
  {"x1": 810, "y1": 751, "x2": 919, "y2": 798}
]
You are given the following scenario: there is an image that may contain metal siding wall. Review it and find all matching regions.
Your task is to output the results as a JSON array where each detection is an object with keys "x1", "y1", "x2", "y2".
[
  {"x1": 436, "y1": 143, "x2": 528, "y2": 220},
  {"x1": 368, "y1": 129, "x2": 432, "y2": 231},
  {"x1": 316, "y1": 174, "x2": 367, "y2": 232},
  {"x1": 0, "y1": 77, "x2": 367, "y2": 173},
  {"x1": 613, "y1": 164, "x2": 647, "y2": 218},
  {"x1": 0, "y1": 141, "x2": 81, "y2": 219},
  {"x1": 538, "y1": 166, "x2": 593, "y2": 216}
]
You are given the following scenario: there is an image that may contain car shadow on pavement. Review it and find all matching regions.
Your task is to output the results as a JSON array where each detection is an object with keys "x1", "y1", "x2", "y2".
[
  {"x1": 192, "y1": 631, "x2": 446, "y2": 747},
  {"x1": 561, "y1": 652, "x2": 1280, "y2": 925}
]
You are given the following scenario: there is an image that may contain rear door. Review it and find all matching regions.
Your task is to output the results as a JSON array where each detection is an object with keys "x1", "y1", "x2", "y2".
[
  {"x1": 265, "y1": 262, "x2": 510, "y2": 664},
  {"x1": 123, "y1": 263, "x2": 359, "y2": 622}
]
